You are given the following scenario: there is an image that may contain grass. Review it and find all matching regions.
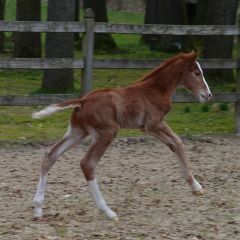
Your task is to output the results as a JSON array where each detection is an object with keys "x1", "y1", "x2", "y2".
[
  {"x1": 0, "y1": 1, "x2": 237, "y2": 142},
  {"x1": 166, "y1": 104, "x2": 234, "y2": 135},
  {"x1": 0, "y1": 103, "x2": 235, "y2": 142}
]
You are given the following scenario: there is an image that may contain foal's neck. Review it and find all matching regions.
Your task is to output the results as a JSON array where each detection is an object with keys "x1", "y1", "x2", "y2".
[{"x1": 144, "y1": 62, "x2": 183, "y2": 97}]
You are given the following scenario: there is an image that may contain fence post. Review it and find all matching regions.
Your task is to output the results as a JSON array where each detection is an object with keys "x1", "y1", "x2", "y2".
[
  {"x1": 236, "y1": 44, "x2": 240, "y2": 134},
  {"x1": 236, "y1": 16, "x2": 240, "y2": 135},
  {"x1": 81, "y1": 8, "x2": 94, "y2": 95}
]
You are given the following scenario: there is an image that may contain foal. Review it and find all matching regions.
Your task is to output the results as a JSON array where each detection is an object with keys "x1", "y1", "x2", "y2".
[{"x1": 33, "y1": 51, "x2": 212, "y2": 220}]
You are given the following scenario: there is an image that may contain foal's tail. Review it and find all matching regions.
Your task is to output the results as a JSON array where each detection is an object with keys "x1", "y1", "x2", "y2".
[{"x1": 32, "y1": 99, "x2": 82, "y2": 119}]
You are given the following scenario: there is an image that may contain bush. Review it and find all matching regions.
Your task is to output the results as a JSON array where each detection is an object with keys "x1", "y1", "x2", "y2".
[
  {"x1": 183, "y1": 105, "x2": 191, "y2": 113},
  {"x1": 219, "y1": 103, "x2": 229, "y2": 112},
  {"x1": 201, "y1": 104, "x2": 210, "y2": 113}
]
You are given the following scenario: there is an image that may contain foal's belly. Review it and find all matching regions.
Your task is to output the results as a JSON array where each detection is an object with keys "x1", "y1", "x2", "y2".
[{"x1": 118, "y1": 111, "x2": 145, "y2": 129}]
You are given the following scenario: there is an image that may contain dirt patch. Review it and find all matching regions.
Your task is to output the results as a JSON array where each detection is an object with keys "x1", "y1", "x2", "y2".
[{"x1": 0, "y1": 136, "x2": 239, "y2": 240}]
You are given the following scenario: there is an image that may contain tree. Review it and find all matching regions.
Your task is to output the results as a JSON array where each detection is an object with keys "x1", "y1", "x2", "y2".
[
  {"x1": 0, "y1": 0, "x2": 5, "y2": 52},
  {"x1": 74, "y1": 0, "x2": 80, "y2": 42},
  {"x1": 42, "y1": 0, "x2": 75, "y2": 93},
  {"x1": 186, "y1": 0, "x2": 197, "y2": 25},
  {"x1": 202, "y1": 0, "x2": 238, "y2": 82},
  {"x1": 13, "y1": 0, "x2": 41, "y2": 57},
  {"x1": 142, "y1": 0, "x2": 193, "y2": 52},
  {"x1": 194, "y1": 0, "x2": 209, "y2": 25},
  {"x1": 83, "y1": 0, "x2": 117, "y2": 51},
  {"x1": 157, "y1": 0, "x2": 192, "y2": 52},
  {"x1": 141, "y1": 0, "x2": 159, "y2": 48}
]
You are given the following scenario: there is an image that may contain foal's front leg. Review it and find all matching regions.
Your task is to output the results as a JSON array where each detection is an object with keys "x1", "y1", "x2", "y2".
[{"x1": 147, "y1": 122, "x2": 203, "y2": 195}]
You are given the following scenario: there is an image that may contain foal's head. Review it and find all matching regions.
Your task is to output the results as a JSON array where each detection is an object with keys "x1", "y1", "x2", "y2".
[{"x1": 181, "y1": 52, "x2": 212, "y2": 103}]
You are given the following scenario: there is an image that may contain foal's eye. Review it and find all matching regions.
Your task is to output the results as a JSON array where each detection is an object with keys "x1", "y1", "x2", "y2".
[{"x1": 195, "y1": 72, "x2": 200, "y2": 76}]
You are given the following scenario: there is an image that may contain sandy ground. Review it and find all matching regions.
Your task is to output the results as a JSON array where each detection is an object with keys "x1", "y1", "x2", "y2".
[{"x1": 0, "y1": 136, "x2": 239, "y2": 240}]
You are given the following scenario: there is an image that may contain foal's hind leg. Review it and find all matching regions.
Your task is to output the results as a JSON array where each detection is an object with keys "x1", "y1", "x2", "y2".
[
  {"x1": 33, "y1": 126, "x2": 87, "y2": 217},
  {"x1": 80, "y1": 127, "x2": 118, "y2": 220},
  {"x1": 147, "y1": 122, "x2": 203, "y2": 195}
]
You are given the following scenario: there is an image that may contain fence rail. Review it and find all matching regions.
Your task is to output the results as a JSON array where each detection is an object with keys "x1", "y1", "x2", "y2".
[
  {"x1": 94, "y1": 23, "x2": 240, "y2": 35},
  {"x1": 0, "y1": 21, "x2": 239, "y2": 35},
  {"x1": 0, "y1": 8, "x2": 240, "y2": 132},
  {"x1": 0, "y1": 21, "x2": 86, "y2": 33},
  {"x1": 0, "y1": 93, "x2": 238, "y2": 106},
  {"x1": 0, "y1": 58, "x2": 239, "y2": 69}
]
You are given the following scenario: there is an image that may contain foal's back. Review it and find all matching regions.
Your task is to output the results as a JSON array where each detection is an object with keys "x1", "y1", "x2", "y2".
[{"x1": 71, "y1": 84, "x2": 148, "y2": 130}]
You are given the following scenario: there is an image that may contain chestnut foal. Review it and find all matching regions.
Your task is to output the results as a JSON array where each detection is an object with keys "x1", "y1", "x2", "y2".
[{"x1": 33, "y1": 51, "x2": 212, "y2": 220}]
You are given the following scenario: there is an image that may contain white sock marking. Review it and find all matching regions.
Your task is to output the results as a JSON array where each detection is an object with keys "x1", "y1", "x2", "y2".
[
  {"x1": 88, "y1": 179, "x2": 117, "y2": 219},
  {"x1": 33, "y1": 175, "x2": 47, "y2": 217},
  {"x1": 192, "y1": 178, "x2": 202, "y2": 192}
]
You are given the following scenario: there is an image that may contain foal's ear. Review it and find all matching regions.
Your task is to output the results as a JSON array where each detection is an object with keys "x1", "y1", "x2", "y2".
[
  {"x1": 187, "y1": 50, "x2": 198, "y2": 62},
  {"x1": 185, "y1": 51, "x2": 198, "y2": 69}
]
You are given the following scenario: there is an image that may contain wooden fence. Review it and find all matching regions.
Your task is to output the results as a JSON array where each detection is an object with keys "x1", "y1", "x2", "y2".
[{"x1": 0, "y1": 9, "x2": 240, "y2": 132}]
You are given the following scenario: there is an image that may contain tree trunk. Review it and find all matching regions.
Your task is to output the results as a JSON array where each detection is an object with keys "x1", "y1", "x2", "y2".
[
  {"x1": 74, "y1": 0, "x2": 80, "y2": 42},
  {"x1": 157, "y1": 0, "x2": 192, "y2": 52},
  {"x1": 141, "y1": 0, "x2": 159, "y2": 48},
  {"x1": 142, "y1": 0, "x2": 193, "y2": 52},
  {"x1": 42, "y1": 0, "x2": 75, "y2": 93},
  {"x1": 13, "y1": 0, "x2": 41, "y2": 57},
  {"x1": 202, "y1": 0, "x2": 238, "y2": 83},
  {"x1": 0, "y1": 0, "x2": 5, "y2": 52},
  {"x1": 186, "y1": 1, "x2": 197, "y2": 25},
  {"x1": 194, "y1": 0, "x2": 209, "y2": 25},
  {"x1": 83, "y1": 0, "x2": 117, "y2": 51}
]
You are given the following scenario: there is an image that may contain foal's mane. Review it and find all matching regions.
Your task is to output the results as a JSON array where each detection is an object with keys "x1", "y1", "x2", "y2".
[{"x1": 136, "y1": 53, "x2": 188, "y2": 83}]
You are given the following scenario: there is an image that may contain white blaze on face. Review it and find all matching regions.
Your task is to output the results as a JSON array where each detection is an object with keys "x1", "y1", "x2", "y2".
[{"x1": 196, "y1": 61, "x2": 212, "y2": 102}]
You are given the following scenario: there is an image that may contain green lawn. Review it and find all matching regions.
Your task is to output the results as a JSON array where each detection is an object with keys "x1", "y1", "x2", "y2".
[
  {"x1": 0, "y1": 102, "x2": 235, "y2": 142},
  {"x1": 0, "y1": 1, "x2": 237, "y2": 142}
]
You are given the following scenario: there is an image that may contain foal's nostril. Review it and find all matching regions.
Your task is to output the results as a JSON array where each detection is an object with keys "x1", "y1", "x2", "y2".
[{"x1": 208, "y1": 93, "x2": 212, "y2": 99}]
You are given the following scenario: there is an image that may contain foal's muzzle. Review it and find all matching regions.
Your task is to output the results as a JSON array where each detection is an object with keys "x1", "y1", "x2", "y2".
[{"x1": 199, "y1": 91, "x2": 212, "y2": 103}]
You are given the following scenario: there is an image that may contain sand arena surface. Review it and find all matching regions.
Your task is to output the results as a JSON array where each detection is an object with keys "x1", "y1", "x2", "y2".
[{"x1": 0, "y1": 136, "x2": 239, "y2": 240}]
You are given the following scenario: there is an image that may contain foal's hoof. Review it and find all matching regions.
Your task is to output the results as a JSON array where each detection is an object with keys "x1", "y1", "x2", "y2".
[
  {"x1": 112, "y1": 216, "x2": 119, "y2": 221},
  {"x1": 105, "y1": 208, "x2": 118, "y2": 221},
  {"x1": 34, "y1": 207, "x2": 43, "y2": 218},
  {"x1": 108, "y1": 213, "x2": 119, "y2": 221},
  {"x1": 193, "y1": 189, "x2": 204, "y2": 196}
]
